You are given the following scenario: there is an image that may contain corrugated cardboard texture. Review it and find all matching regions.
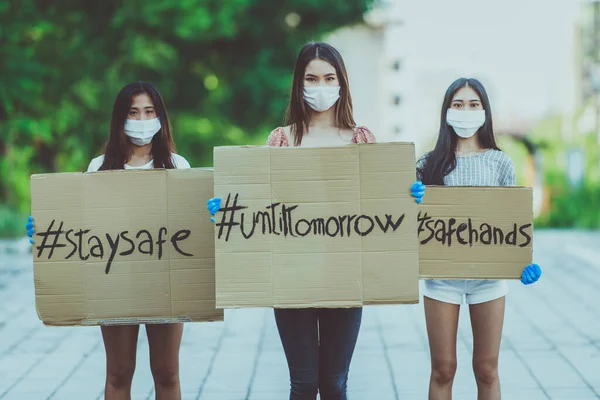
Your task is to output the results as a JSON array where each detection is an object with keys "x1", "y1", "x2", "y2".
[
  {"x1": 213, "y1": 143, "x2": 420, "y2": 308},
  {"x1": 418, "y1": 186, "x2": 533, "y2": 279},
  {"x1": 30, "y1": 168, "x2": 223, "y2": 326}
]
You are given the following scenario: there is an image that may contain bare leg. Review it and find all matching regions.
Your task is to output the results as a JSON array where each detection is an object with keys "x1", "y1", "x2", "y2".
[
  {"x1": 101, "y1": 325, "x2": 139, "y2": 400},
  {"x1": 470, "y1": 297, "x2": 505, "y2": 400},
  {"x1": 424, "y1": 297, "x2": 460, "y2": 400},
  {"x1": 146, "y1": 323, "x2": 184, "y2": 400}
]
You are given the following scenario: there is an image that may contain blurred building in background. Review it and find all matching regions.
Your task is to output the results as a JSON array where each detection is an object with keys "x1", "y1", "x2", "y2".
[
  {"x1": 327, "y1": 0, "x2": 582, "y2": 217},
  {"x1": 579, "y1": 0, "x2": 600, "y2": 141},
  {"x1": 328, "y1": 0, "x2": 581, "y2": 147}
]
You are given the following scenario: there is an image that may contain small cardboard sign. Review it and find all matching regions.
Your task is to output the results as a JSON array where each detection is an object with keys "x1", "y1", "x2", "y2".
[
  {"x1": 213, "y1": 143, "x2": 420, "y2": 308},
  {"x1": 418, "y1": 186, "x2": 533, "y2": 279},
  {"x1": 30, "y1": 168, "x2": 223, "y2": 326}
]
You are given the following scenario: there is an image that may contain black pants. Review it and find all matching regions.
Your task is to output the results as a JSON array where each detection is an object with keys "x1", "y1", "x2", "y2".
[{"x1": 274, "y1": 307, "x2": 363, "y2": 400}]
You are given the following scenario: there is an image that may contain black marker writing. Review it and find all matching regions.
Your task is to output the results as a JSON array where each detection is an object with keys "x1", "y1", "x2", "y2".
[
  {"x1": 417, "y1": 211, "x2": 532, "y2": 247},
  {"x1": 105, "y1": 233, "x2": 120, "y2": 274},
  {"x1": 36, "y1": 220, "x2": 67, "y2": 259},
  {"x1": 215, "y1": 193, "x2": 406, "y2": 241},
  {"x1": 35, "y1": 223, "x2": 195, "y2": 274},
  {"x1": 119, "y1": 231, "x2": 135, "y2": 256},
  {"x1": 217, "y1": 193, "x2": 247, "y2": 241}
]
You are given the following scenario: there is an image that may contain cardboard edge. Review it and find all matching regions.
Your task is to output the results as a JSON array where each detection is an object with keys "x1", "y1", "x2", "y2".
[
  {"x1": 40, "y1": 317, "x2": 86, "y2": 326},
  {"x1": 214, "y1": 142, "x2": 418, "y2": 153},
  {"x1": 82, "y1": 169, "x2": 167, "y2": 175},
  {"x1": 34, "y1": 302, "x2": 43, "y2": 322},
  {"x1": 419, "y1": 276, "x2": 521, "y2": 280},
  {"x1": 424, "y1": 185, "x2": 533, "y2": 189},
  {"x1": 363, "y1": 299, "x2": 420, "y2": 306},
  {"x1": 40, "y1": 314, "x2": 226, "y2": 327},
  {"x1": 215, "y1": 145, "x2": 267, "y2": 152},
  {"x1": 166, "y1": 168, "x2": 214, "y2": 180},
  {"x1": 31, "y1": 172, "x2": 85, "y2": 179}
]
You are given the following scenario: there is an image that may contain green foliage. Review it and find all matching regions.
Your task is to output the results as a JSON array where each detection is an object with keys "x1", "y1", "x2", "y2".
[
  {"x1": 0, "y1": 0, "x2": 373, "y2": 234},
  {"x1": 529, "y1": 111, "x2": 600, "y2": 229},
  {"x1": 496, "y1": 135, "x2": 530, "y2": 186},
  {"x1": 536, "y1": 173, "x2": 600, "y2": 229},
  {"x1": 0, "y1": 206, "x2": 25, "y2": 239}
]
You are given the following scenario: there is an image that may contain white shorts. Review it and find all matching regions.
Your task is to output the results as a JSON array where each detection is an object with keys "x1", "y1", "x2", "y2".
[{"x1": 422, "y1": 279, "x2": 508, "y2": 305}]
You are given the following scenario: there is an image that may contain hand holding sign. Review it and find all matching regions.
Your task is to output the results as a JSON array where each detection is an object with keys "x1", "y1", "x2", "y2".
[
  {"x1": 411, "y1": 180, "x2": 425, "y2": 204},
  {"x1": 207, "y1": 197, "x2": 222, "y2": 223},
  {"x1": 26, "y1": 216, "x2": 35, "y2": 244},
  {"x1": 521, "y1": 263, "x2": 542, "y2": 285}
]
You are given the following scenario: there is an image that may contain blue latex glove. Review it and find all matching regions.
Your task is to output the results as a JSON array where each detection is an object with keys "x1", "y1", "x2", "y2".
[
  {"x1": 521, "y1": 263, "x2": 541, "y2": 285},
  {"x1": 411, "y1": 180, "x2": 425, "y2": 204},
  {"x1": 207, "y1": 197, "x2": 222, "y2": 223},
  {"x1": 26, "y1": 216, "x2": 35, "y2": 244}
]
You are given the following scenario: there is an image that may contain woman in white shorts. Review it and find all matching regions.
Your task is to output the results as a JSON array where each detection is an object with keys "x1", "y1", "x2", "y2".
[{"x1": 414, "y1": 77, "x2": 542, "y2": 400}]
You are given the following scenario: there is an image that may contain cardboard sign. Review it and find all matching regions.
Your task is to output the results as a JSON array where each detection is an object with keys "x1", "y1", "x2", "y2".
[
  {"x1": 213, "y1": 143, "x2": 420, "y2": 308},
  {"x1": 418, "y1": 186, "x2": 533, "y2": 279},
  {"x1": 30, "y1": 168, "x2": 223, "y2": 326}
]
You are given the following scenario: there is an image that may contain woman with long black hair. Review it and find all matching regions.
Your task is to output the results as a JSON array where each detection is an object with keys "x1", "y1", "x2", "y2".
[
  {"x1": 28, "y1": 81, "x2": 189, "y2": 400},
  {"x1": 207, "y1": 41, "x2": 422, "y2": 400},
  {"x1": 414, "y1": 77, "x2": 542, "y2": 400}
]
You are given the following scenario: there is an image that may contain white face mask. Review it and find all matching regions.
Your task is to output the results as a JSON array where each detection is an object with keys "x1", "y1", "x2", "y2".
[
  {"x1": 303, "y1": 86, "x2": 340, "y2": 112},
  {"x1": 446, "y1": 109, "x2": 486, "y2": 139},
  {"x1": 124, "y1": 117, "x2": 161, "y2": 146}
]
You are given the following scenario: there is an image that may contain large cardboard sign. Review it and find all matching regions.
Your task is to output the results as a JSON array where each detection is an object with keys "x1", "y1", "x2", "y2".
[
  {"x1": 418, "y1": 186, "x2": 533, "y2": 279},
  {"x1": 30, "y1": 168, "x2": 223, "y2": 326},
  {"x1": 213, "y1": 143, "x2": 420, "y2": 308}
]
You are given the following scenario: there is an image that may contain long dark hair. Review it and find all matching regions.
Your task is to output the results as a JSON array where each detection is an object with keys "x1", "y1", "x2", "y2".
[
  {"x1": 99, "y1": 81, "x2": 176, "y2": 170},
  {"x1": 286, "y1": 42, "x2": 356, "y2": 146},
  {"x1": 418, "y1": 78, "x2": 500, "y2": 185}
]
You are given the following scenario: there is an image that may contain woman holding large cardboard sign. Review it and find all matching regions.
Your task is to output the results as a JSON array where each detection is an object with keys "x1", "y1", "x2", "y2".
[
  {"x1": 415, "y1": 78, "x2": 542, "y2": 400},
  {"x1": 207, "y1": 42, "x2": 421, "y2": 400},
  {"x1": 262, "y1": 43, "x2": 372, "y2": 400},
  {"x1": 27, "y1": 82, "x2": 190, "y2": 400}
]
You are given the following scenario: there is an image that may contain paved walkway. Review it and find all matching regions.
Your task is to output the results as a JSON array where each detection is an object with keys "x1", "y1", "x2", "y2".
[{"x1": 0, "y1": 230, "x2": 599, "y2": 399}]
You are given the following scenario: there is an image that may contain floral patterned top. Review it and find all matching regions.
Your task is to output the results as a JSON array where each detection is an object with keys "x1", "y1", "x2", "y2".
[{"x1": 266, "y1": 126, "x2": 376, "y2": 147}]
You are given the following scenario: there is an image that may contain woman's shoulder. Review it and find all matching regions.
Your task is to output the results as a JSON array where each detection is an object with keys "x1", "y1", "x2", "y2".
[
  {"x1": 486, "y1": 149, "x2": 514, "y2": 164},
  {"x1": 418, "y1": 151, "x2": 432, "y2": 160},
  {"x1": 171, "y1": 153, "x2": 191, "y2": 169},
  {"x1": 352, "y1": 126, "x2": 376, "y2": 144},
  {"x1": 416, "y1": 151, "x2": 431, "y2": 166},
  {"x1": 87, "y1": 155, "x2": 105, "y2": 172},
  {"x1": 266, "y1": 126, "x2": 291, "y2": 147}
]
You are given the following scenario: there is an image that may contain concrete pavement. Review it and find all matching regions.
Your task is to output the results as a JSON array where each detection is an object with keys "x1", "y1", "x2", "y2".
[{"x1": 0, "y1": 230, "x2": 599, "y2": 399}]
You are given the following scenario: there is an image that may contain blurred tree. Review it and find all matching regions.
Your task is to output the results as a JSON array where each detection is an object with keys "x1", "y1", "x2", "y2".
[{"x1": 0, "y1": 0, "x2": 373, "y2": 219}]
